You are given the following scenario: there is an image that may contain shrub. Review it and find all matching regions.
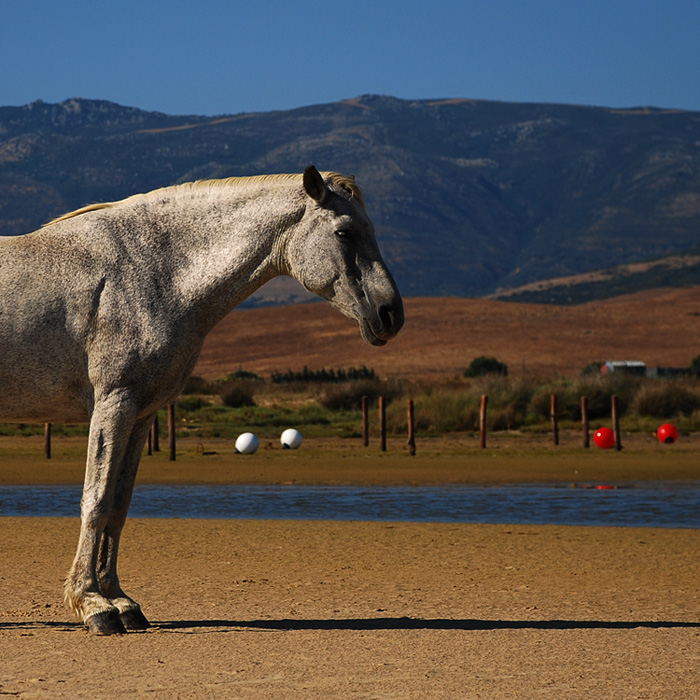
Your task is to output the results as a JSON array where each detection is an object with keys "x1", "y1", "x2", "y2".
[
  {"x1": 320, "y1": 379, "x2": 400, "y2": 411},
  {"x1": 182, "y1": 375, "x2": 212, "y2": 394},
  {"x1": 218, "y1": 382, "x2": 257, "y2": 408},
  {"x1": 528, "y1": 386, "x2": 561, "y2": 421},
  {"x1": 176, "y1": 396, "x2": 208, "y2": 412},
  {"x1": 581, "y1": 361, "x2": 604, "y2": 376},
  {"x1": 691, "y1": 354, "x2": 700, "y2": 377},
  {"x1": 272, "y1": 366, "x2": 376, "y2": 384},
  {"x1": 574, "y1": 378, "x2": 618, "y2": 420},
  {"x1": 223, "y1": 369, "x2": 264, "y2": 382},
  {"x1": 527, "y1": 384, "x2": 587, "y2": 423},
  {"x1": 578, "y1": 374, "x2": 638, "y2": 417},
  {"x1": 632, "y1": 383, "x2": 700, "y2": 418},
  {"x1": 488, "y1": 376, "x2": 535, "y2": 412},
  {"x1": 464, "y1": 356, "x2": 508, "y2": 378},
  {"x1": 205, "y1": 369, "x2": 264, "y2": 408},
  {"x1": 525, "y1": 374, "x2": 642, "y2": 424},
  {"x1": 476, "y1": 376, "x2": 536, "y2": 429},
  {"x1": 399, "y1": 389, "x2": 480, "y2": 433}
]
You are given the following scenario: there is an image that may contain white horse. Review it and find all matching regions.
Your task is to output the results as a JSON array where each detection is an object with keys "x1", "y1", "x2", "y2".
[{"x1": 0, "y1": 166, "x2": 403, "y2": 634}]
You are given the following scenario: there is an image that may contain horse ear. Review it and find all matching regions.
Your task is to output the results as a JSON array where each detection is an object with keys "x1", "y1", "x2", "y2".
[{"x1": 303, "y1": 165, "x2": 326, "y2": 203}]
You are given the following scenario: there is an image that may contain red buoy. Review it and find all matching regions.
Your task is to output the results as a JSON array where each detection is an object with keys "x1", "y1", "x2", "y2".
[
  {"x1": 593, "y1": 427, "x2": 615, "y2": 449},
  {"x1": 657, "y1": 423, "x2": 679, "y2": 444}
]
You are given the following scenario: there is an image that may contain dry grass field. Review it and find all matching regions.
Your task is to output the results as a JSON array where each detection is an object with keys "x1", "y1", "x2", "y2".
[{"x1": 194, "y1": 287, "x2": 700, "y2": 381}]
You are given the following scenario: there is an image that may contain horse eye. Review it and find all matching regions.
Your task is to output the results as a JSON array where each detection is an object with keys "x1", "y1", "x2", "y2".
[{"x1": 335, "y1": 229, "x2": 351, "y2": 239}]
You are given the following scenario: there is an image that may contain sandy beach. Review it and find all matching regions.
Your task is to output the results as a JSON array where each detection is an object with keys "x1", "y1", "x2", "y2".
[{"x1": 2, "y1": 434, "x2": 700, "y2": 698}]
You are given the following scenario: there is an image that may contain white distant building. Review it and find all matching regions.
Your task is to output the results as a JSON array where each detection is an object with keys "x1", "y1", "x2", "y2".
[
  {"x1": 601, "y1": 361, "x2": 646, "y2": 376},
  {"x1": 600, "y1": 361, "x2": 691, "y2": 378}
]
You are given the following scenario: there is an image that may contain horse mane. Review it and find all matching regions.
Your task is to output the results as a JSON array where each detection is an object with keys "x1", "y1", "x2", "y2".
[
  {"x1": 322, "y1": 172, "x2": 366, "y2": 209},
  {"x1": 44, "y1": 171, "x2": 365, "y2": 227}
]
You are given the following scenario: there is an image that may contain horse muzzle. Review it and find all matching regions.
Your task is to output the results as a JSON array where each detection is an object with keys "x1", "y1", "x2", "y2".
[{"x1": 360, "y1": 298, "x2": 404, "y2": 346}]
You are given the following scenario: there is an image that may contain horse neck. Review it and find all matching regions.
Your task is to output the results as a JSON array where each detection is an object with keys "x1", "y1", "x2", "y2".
[{"x1": 156, "y1": 183, "x2": 301, "y2": 328}]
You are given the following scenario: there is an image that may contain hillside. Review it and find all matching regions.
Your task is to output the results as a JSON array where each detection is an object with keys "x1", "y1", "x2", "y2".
[
  {"x1": 489, "y1": 250, "x2": 700, "y2": 304},
  {"x1": 194, "y1": 288, "x2": 700, "y2": 381},
  {"x1": 2, "y1": 96, "x2": 700, "y2": 300}
]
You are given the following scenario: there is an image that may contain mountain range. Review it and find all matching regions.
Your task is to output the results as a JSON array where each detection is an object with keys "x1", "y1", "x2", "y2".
[{"x1": 2, "y1": 95, "x2": 699, "y2": 302}]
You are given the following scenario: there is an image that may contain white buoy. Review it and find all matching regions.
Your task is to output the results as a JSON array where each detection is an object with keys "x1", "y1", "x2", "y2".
[
  {"x1": 280, "y1": 428, "x2": 303, "y2": 450},
  {"x1": 235, "y1": 432, "x2": 259, "y2": 454}
]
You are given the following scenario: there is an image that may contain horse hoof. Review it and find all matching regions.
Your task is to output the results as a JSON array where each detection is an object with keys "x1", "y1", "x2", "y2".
[
  {"x1": 120, "y1": 607, "x2": 151, "y2": 630},
  {"x1": 86, "y1": 609, "x2": 126, "y2": 635}
]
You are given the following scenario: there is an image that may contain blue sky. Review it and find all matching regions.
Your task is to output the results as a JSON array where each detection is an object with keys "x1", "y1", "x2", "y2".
[{"x1": 2, "y1": 0, "x2": 699, "y2": 116}]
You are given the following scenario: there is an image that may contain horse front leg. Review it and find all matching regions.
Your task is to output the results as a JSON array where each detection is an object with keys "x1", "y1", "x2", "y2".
[
  {"x1": 95, "y1": 414, "x2": 155, "y2": 631},
  {"x1": 64, "y1": 396, "x2": 137, "y2": 635}
]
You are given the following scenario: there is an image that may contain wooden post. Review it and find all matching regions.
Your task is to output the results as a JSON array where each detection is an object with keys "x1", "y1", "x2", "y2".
[
  {"x1": 379, "y1": 396, "x2": 386, "y2": 452},
  {"x1": 152, "y1": 414, "x2": 160, "y2": 452},
  {"x1": 407, "y1": 399, "x2": 416, "y2": 456},
  {"x1": 611, "y1": 394, "x2": 622, "y2": 451},
  {"x1": 168, "y1": 403, "x2": 176, "y2": 461},
  {"x1": 44, "y1": 422, "x2": 51, "y2": 460},
  {"x1": 362, "y1": 395, "x2": 369, "y2": 447},
  {"x1": 581, "y1": 396, "x2": 590, "y2": 448},
  {"x1": 480, "y1": 395, "x2": 488, "y2": 449},
  {"x1": 550, "y1": 394, "x2": 559, "y2": 446}
]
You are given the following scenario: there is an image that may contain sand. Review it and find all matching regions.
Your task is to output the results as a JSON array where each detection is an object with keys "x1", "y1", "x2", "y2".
[{"x1": 2, "y1": 435, "x2": 700, "y2": 698}]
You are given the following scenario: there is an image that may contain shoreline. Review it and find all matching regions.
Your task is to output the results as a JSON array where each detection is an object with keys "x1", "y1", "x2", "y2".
[{"x1": 1, "y1": 431, "x2": 698, "y2": 486}]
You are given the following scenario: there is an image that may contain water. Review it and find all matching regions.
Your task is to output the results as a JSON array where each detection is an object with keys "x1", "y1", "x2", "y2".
[{"x1": 2, "y1": 482, "x2": 700, "y2": 528}]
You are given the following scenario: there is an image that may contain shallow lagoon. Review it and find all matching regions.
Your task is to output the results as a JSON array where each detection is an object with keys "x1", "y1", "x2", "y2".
[{"x1": 2, "y1": 481, "x2": 700, "y2": 528}]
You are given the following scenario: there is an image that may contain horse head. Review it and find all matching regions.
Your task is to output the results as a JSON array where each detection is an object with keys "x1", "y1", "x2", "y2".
[{"x1": 285, "y1": 165, "x2": 404, "y2": 346}]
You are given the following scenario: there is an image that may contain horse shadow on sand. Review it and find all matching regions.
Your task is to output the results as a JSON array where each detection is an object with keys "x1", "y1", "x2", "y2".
[
  {"x1": 3, "y1": 617, "x2": 699, "y2": 634},
  {"x1": 155, "y1": 617, "x2": 700, "y2": 633}
]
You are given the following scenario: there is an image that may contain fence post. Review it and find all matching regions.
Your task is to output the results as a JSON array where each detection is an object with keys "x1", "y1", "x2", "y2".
[
  {"x1": 550, "y1": 394, "x2": 559, "y2": 446},
  {"x1": 611, "y1": 394, "x2": 622, "y2": 451},
  {"x1": 379, "y1": 396, "x2": 386, "y2": 452},
  {"x1": 44, "y1": 422, "x2": 51, "y2": 460},
  {"x1": 407, "y1": 399, "x2": 416, "y2": 456},
  {"x1": 362, "y1": 395, "x2": 369, "y2": 447},
  {"x1": 168, "y1": 403, "x2": 176, "y2": 461},
  {"x1": 480, "y1": 395, "x2": 488, "y2": 449},
  {"x1": 152, "y1": 414, "x2": 160, "y2": 452},
  {"x1": 581, "y1": 396, "x2": 590, "y2": 448}
]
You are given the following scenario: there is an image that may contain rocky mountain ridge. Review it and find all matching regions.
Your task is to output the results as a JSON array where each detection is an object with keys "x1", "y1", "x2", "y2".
[{"x1": 2, "y1": 95, "x2": 699, "y2": 302}]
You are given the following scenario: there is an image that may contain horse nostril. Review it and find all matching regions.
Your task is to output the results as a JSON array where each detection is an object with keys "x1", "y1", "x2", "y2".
[
  {"x1": 377, "y1": 305, "x2": 392, "y2": 329},
  {"x1": 378, "y1": 304, "x2": 402, "y2": 332}
]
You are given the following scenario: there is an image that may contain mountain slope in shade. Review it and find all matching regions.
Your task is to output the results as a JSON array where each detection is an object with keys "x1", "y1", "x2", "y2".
[
  {"x1": 489, "y1": 252, "x2": 700, "y2": 305},
  {"x1": 2, "y1": 95, "x2": 700, "y2": 300}
]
